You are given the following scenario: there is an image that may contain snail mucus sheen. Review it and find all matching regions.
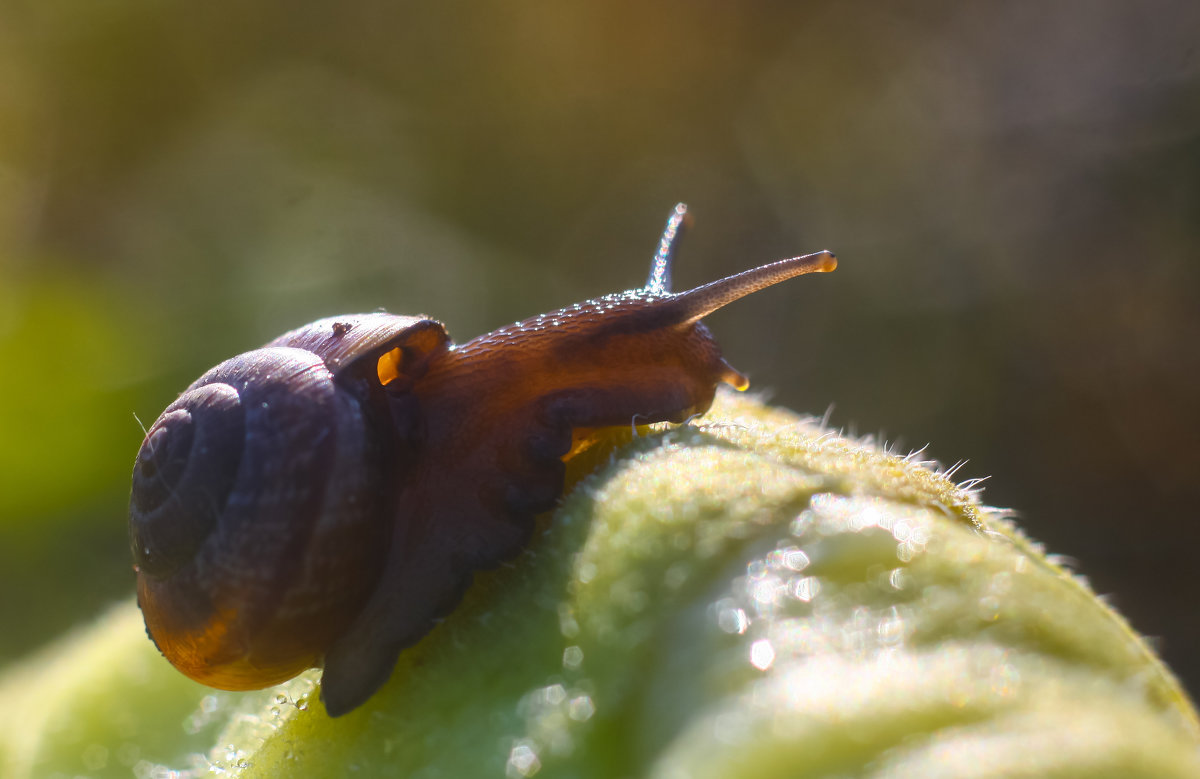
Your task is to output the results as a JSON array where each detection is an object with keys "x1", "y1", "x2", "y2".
[{"x1": 128, "y1": 204, "x2": 837, "y2": 716}]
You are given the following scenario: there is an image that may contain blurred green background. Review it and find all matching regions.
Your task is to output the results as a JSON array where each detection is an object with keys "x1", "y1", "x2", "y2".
[{"x1": 1, "y1": 0, "x2": 1198, "y2": 705}]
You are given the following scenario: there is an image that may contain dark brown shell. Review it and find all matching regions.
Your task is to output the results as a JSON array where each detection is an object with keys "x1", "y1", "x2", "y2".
[{"x1": 130, "y1": 313, "x2": 447, "y2": 690}]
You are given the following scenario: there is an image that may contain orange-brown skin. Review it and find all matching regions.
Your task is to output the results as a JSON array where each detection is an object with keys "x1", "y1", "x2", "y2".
[{"x1": 129, "y1": 204, "x2": 836, "y2": 716}]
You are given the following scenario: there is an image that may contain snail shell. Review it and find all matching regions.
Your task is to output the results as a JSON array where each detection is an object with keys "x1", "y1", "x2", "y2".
[
  {"x1": 130, "y1": 314, "x2": 445, "y2": 691},
  {"x1": 129, "y1": 204, "x2": 836, "y2": 715}
]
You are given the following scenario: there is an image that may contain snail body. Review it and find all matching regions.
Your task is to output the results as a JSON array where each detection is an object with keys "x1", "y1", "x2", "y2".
[{"x1": 129, "y1": 204, "x2": 836, "y2": 716}]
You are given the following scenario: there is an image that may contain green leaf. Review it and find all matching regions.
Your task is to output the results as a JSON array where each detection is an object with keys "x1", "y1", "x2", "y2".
[{"x1": 2, "y1": 391, "x2": 1196, "y2": 778}]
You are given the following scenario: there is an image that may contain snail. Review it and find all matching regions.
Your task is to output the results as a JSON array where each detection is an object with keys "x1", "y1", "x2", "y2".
[{"x1": 128, "y1": 204, "x2": 836, "y2": 716}]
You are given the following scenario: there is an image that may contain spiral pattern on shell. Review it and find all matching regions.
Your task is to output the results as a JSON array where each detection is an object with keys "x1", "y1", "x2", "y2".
[{"x1": 129, "y1": 328, "x2": 411, "y2": 689}]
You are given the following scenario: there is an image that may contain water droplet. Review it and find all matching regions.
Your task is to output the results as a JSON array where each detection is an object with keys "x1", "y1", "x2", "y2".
[
  {"x1": 789, "y1": 509, "x2": 815, "y2": 537},
  {"x1": 848, "y1": 503, "x2": 884, "y2": 531},
  {"x1": 558, "y1": 604, "x2": 580, "y2": 639},
  {"x1": 541, "y1": 684, "x2": 567, "y2": 706},
  {"x1": 568, "y1": 695, "x2": 595, "y2": 722},
  {"x1": 771, "y1": 546, "x2": 810, "y2": 572},
  {"x1": 750, "y1": 575, "x2": 783, "y2": 610},
  {"x1": 877, "y1": 606, "x2": 905, "y2": 646},
  {"x1": 749, "y1": 639, "x2": 776, "y2": 670},
  {"x1": 562, "y1": 645, "x2": 584, "y2": 670},
  {"x1": 507, "y1": 741, "x2": 542, "y2": 777},
  {"x1": 716, "y1": 601, "x2": 750, "y2": 634},
  {"x1": 789, "y1": 576, "x2": 821, "y2": 602}
]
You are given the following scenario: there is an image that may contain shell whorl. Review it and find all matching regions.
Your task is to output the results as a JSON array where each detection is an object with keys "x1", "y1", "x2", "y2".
[
  {"x1": 129, "y1": 313, "x2": 449, "y2": 690},
  {"x1": 130, "y1": 382, "x2": 245, "y2": 577}
]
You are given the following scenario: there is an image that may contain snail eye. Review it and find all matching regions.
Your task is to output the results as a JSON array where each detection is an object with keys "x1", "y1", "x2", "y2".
[{"x1": 377, "y1": 347, "x2": 405, "y2": 387}]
